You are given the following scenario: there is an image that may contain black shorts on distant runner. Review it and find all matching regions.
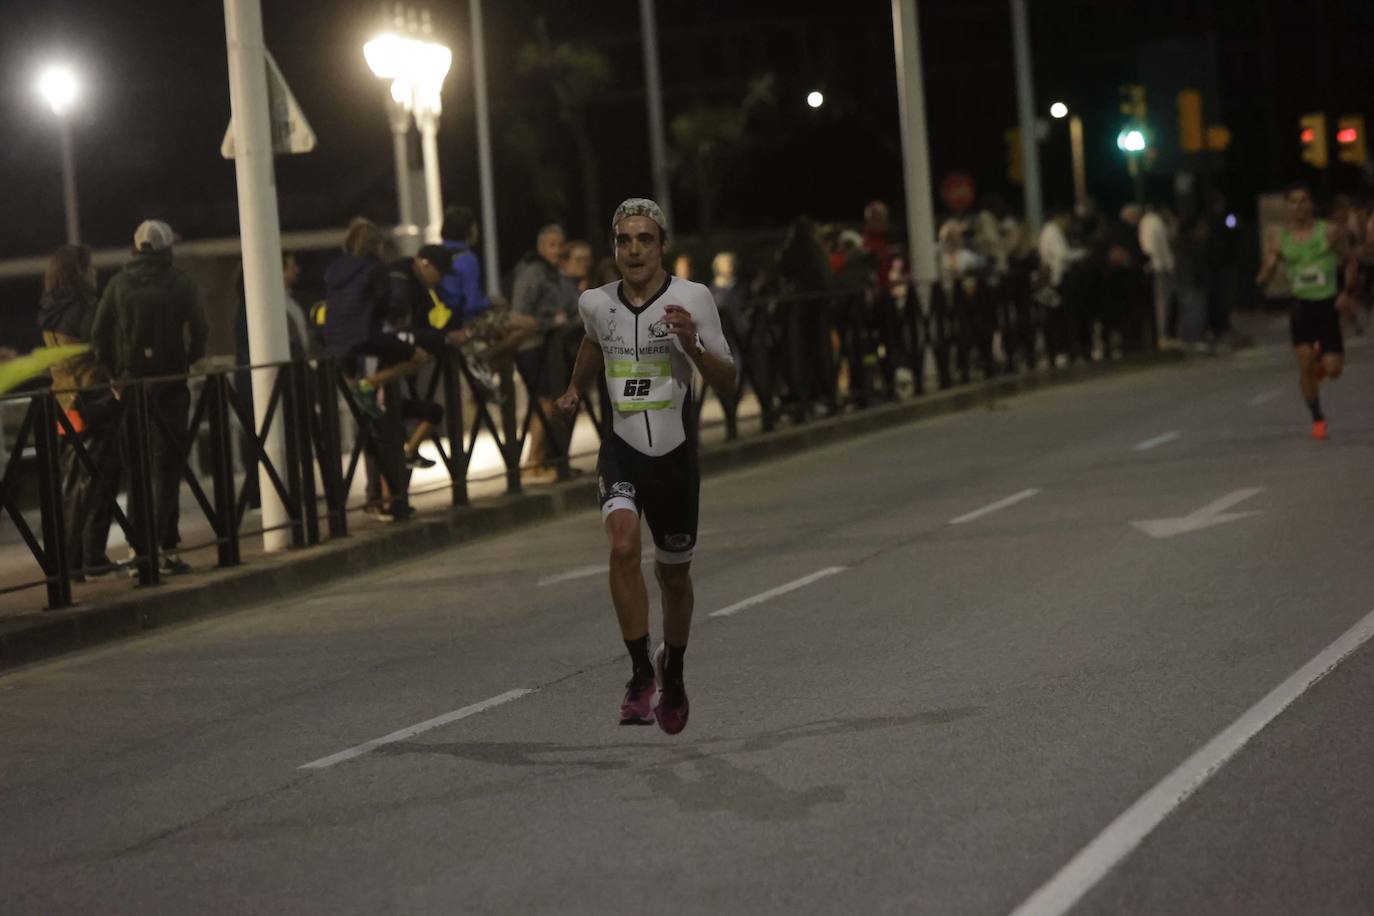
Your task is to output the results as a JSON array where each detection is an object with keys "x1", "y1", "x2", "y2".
[
  {"x1": 597, "y1": 433, "x2": 699, "y2": 565},
  {"x1": 1289, "y1": 297, "x2": 1343, "y2": 355}
]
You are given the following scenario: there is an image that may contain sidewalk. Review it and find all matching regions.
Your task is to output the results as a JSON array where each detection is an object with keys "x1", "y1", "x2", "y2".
[{"x1": 0, "y1": 349, "x2": 1191, "y2": 672}]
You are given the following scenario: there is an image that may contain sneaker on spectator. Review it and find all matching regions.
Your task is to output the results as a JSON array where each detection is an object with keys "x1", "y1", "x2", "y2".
[
  {"x1": 406, "y1": 451, "x2": 437, "y2": 470},
  {"x1": 160, "y1": 554, "x2": 192, "y2": 576},
  {"x1": 350, "y1": 379, "x2": 383, "y2": 419}
]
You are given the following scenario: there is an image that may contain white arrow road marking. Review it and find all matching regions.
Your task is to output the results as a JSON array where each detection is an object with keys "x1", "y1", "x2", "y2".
[
  {"x1": 1130, "y1": 488, "x2": 1264, "y2": 539},
  {"x1": 709, "y1": 567, "x2": 848, "y2": 618},
  {"x1": 1133, "y1": 431, "x2": 1181, "y2": 451},
  {"x1": 1248, "y1": 389, "x2": 1279, "y2": 406},
  {"x1": 949, "y1": 489, "x2": 1041, "y2": 525}
]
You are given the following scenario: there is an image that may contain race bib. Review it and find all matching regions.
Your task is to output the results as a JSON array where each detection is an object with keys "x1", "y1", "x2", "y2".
[
  {"x1": 1294, "y1": 266, "x2": 1328, "y2": 291},
  {"x1": 606, "y1": 358, "x2": 673, "y2": 412}
]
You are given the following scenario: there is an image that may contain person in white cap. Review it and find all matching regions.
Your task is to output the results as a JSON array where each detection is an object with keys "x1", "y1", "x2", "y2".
[
  {"x1": 556, "y1": 198, "x2": 736, "y2": 735},
  {"x1": 91, "y1": 219, "x2": 207, "y2": 576}
]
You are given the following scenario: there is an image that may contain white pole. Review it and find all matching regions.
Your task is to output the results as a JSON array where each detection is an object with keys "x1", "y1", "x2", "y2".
[
  {"x1": 470, "y1": 0, "x2": 500, "y2": 297},
  {"x1": 639, "y1": 0, "x2": 672, "y2": 227},
  {"x1": 223, "y1": 0, "x2": 293, "y2": 552},
  {"x1": 1010, "y1": 0, "x2": 1044, "y2": 232},
  {"x1": 890, "y1": 0, "x2": 938, "y2": 292},
  {"x1": 388, "y1": 98, "x2": 419, "y2": 255},
  {"x1": 1069, "y1": 114, "x2": 1087, "y2": 211},
  {"x1": 417, "y1": 112, "x2": 444, "y2": 244},
  {"x1": 58, "y1": 119, "x2": 80, "y2": 244}
]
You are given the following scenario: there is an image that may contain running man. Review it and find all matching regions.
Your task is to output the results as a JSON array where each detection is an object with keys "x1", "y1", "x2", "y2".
[
  {"x1": 1258, "y1": 183, "x2": 1354, "y2": 439},
  {"x1": 555, "y1": 199, "x2": 736, "y2": 734}
]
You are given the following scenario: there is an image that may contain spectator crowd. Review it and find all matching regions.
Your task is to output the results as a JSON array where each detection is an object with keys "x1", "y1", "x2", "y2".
[{"x1": 14, "y1": 187, "x2": 1374, "y2": 590}]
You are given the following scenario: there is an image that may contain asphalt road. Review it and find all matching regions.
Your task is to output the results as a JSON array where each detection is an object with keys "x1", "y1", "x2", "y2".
[{"x1": 3, "y1": 334, "x2": 1373, "y2": 915}]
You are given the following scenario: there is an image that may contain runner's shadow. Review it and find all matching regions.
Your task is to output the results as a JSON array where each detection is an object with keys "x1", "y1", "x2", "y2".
[{"x1": 379, "y1": 706, "x2": 984, "y2": 777}]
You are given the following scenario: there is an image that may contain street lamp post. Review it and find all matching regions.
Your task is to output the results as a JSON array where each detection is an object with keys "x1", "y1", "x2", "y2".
[
  {"x1": 37, "y1": 65, "x2": 81, "y2": 244},
  {"x1": 365, "y1": 16, "x2": 452, "y2": 245},
  {"x1": 1050, "y1": 102, "x2": 1088, "y2": 212},
  {"x1": 386, "y1": 97, "x2": 418, "y2": 252}
]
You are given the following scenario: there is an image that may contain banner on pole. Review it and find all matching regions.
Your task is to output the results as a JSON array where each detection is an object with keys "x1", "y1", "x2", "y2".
[{"x1": 221, "y1": 50, "x2": 316, "y2": 159}]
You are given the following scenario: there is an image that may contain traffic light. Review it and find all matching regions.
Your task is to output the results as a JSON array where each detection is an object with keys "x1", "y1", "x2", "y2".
[
  {"x1": 1119, "y1": 84, "x2": 1147, "y2": 123},
  {"x1": 1300, "y1": 112, "x2": 1328, "y2": 168},
  {"x1": 1337, "y1": 114, "x2": 1367, "y2": 166},
  {"x1": 1005, "y1": 128, "x2": 1024, "y2": 184},
  {"x1": 1177, "y1": 89, "x2": 1204, "y2": 153}
]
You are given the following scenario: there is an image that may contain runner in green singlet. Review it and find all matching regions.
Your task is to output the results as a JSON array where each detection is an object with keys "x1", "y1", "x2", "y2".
[{"x1": 1257, "y1": 183, "x2": 1355, "y2": 440}]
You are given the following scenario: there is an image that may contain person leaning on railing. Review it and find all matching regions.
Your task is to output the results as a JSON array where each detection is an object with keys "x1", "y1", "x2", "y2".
[
  {"x1": 90, "y1": 220, "x2": 207, "y2": 576},
  {"x1": 37, "y1": 243, "x2": 120, "y2": 581}
]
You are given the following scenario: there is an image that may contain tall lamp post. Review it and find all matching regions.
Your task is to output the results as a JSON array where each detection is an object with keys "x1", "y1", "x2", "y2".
[
  {"x1": 36, "y1": 65, "x2": 81, "y2": 244},
  {"x1": 365, "y1": 15, "x2": 453, "y2": 245},
  {"x1": 1050, "y1": 101, "x2": 1088, "y2": 212}
]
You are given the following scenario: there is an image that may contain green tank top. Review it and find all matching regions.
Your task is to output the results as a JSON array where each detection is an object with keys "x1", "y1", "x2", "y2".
[{"x1": 1280, "y1": 220, "x2": 1338, "y2": 301}]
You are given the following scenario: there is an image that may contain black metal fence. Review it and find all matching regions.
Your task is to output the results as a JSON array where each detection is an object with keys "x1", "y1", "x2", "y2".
[{"x1": 0, "y1": 269, "x2": 1154, "y2": 611}]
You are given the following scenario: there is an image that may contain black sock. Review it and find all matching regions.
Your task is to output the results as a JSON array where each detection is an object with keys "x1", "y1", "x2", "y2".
[
  {"x1": 1307, "y1": 397, "x2": 1324, "y2": 422},
  {"x1": 664, "y1": 643, "x2": 687, "y2": 685},
  {"x1": 625, "y1": 635, "x2": 652, "y2": 680}
]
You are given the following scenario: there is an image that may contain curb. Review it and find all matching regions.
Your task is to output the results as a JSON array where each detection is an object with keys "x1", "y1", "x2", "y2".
[{"x1": 0, "y1": 351, "x2": 1186, "y2": 674}]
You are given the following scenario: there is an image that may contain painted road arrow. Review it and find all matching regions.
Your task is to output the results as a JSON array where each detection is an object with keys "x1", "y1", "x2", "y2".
[{"x1": 1131, "y1": 488, "x2": 1264, "y2": 539}]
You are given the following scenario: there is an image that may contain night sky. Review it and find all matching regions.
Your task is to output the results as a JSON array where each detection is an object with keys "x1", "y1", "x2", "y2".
[{"x1": 2, "y1": 0, "x2": 1372, "y2": 269}]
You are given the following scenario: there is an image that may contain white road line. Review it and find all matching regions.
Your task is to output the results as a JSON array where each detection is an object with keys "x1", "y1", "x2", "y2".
[
  {"x1": 1009, "y1": 606, "x2": 1374, "y2": 916},
  {"x1": 709, "y1": 567, "x2": 848, "y2": 618},
  {"x1": 949, "y1": 489, "x2": 1040, "y2": 525},
  {"x1": 301, "y1": 688, "x2": 536, "y2": 770},
  {"x1": 538, "y1": 558, "x2": 652, "y2": 587},
  {"x1": 1248, "y1": 389, "x2": 1279, "y2": 406},
  {"x1": 1132, "y1": 431, "x2": 1181, "y2": 452}
]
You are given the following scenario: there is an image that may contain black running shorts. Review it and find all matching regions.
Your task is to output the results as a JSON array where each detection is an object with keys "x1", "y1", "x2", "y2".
[
  {"x1": 1289, "y1": 297, "x2": 1344, "y2": 355},
  {"x1": 597, "y1": 434, "x2": 699, "y2": 565}
]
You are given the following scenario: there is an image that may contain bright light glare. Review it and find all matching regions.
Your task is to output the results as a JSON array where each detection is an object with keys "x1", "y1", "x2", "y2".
[
  {"x1": 1117, "y1": 128, "x2": 1146, "y2": 153},
  {"x1": 365, "y1": 33, "x2": 453, "y2": 114},
  {"x1": 1049, "y1": 102, "x2": 1068, "y2": 119},
  {"x1": 1225, "y1": 213, "x2": 1238, "y2": 229},
  {"x1": 807, "y1": 91, "x2": 824, "y2": 109},
  {"x1": 37, "y1": 65, "x2": 79, "y2": 116}
]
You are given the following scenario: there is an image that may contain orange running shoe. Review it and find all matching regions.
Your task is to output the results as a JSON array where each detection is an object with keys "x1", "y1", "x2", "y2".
[{"x1": 1312, "y1": 420, "x2": 1328, "y2": 440}]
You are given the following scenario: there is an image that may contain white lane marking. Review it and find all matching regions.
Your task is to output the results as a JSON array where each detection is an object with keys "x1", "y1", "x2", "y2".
[
  {"x1": 538, "y1": 558, "x2": 652, "y2": 587},
  {"x1": 949, "y1": 489, "x2": 1041, "y2": 525},
  {"x1": 709, "y1": 567, "x2": 848, "y2": 618},
  {"x1": 1130, "y1": 487, "x2": 1263, "y2": 539},
  {"x1": 301, "y1": 689, "x2": 536, "y2": 770},
  {"x1": 1132, "y1": 431, "x2": 1181, "y2": 451},
  {"x1": 1248, "y1": 389, "x2": 1279, "y2": 406},
  {"x1": 1009, "y1": 606, "x2": 1374, "y2": 916}
]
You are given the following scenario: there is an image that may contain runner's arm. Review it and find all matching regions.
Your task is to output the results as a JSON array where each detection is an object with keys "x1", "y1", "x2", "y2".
[
  {"x1": 556, "y1": 334, "x2": 603, "y2": 416},
  {"x1": 1256, "y1": 231, "x2": 1282, "y2": 286},
  {"x1": 675, "y1": 294, "x2": 736, "y2": 398}
]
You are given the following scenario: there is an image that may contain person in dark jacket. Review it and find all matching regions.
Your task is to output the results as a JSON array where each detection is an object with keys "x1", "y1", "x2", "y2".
[
  {"x1": 38, "y1": 244, "x2": 119, "y2": 580},
  {"x1": 90, "y1": 220, "x2": 207, "y2": 575}
]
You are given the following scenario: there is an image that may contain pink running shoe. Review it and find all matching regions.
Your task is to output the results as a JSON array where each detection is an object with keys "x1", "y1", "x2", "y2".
[
  {"x1": 619, "y1": 672, "x2": 656, "y2": 726},
  {"x1": 652, "y1": 644, "x2": 690, "y2": 736}
]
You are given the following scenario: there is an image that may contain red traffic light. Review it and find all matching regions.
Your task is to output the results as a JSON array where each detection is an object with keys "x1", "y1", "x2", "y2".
[
  {"x1": 1301, "y1": 127, "x2": 1315, "y2": 143},
  {"x1": 1337, "y1": 127, "x2": 1358, "y2": 144}
]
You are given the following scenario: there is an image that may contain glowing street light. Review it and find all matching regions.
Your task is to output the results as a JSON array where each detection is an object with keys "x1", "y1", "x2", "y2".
[
  {"x1": 1117, "y1": 128, "x2": 1147, "y2": 153},
  {"x1": 34, "y1": 63, "x2": 81, "y2": 243},
  {"x1": 365, "y1": 11, "x2": 453, "y2": 244},
  {"x1": 807, "y1": 90, "x2": 825, "y2": 109},
  {"x1": 1049, "y1": 101, "x2": 1068, "y2": 120}
]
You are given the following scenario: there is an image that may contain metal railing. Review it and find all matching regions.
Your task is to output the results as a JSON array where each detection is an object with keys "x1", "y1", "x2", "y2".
[{"x1": 0, "y1": 268, "x2": 1154, "y2": 611}]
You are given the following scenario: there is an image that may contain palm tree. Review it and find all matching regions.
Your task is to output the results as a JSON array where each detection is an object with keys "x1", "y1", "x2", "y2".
[
  {"x1": 515, "y1": 20, "x2": 611, "y2": 250},
  {"x1": 668, "y1": 75, "x2": 775, "y2": 235}
]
